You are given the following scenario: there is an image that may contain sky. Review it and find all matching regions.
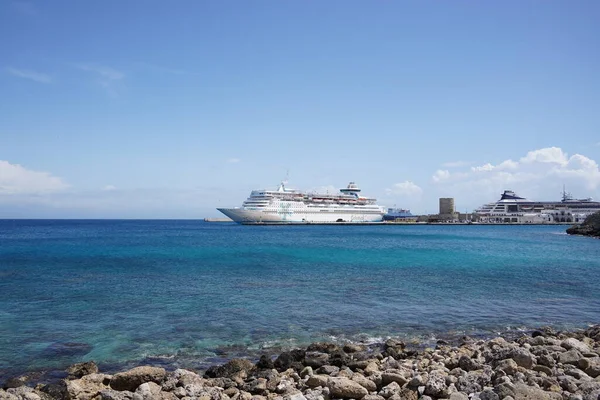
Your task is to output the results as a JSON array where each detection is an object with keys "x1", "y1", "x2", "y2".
[{"x1": 1, "y1": 1, "x2": 599, "y2": 218}]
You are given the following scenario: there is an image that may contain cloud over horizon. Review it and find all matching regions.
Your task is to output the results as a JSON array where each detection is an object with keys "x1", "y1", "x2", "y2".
[
  {"x1": 432, "y1": 147, "x2": 600, "y2": 204},
  {"x1": 0, "y1": 160, "x2": 69, "y2": 195}
]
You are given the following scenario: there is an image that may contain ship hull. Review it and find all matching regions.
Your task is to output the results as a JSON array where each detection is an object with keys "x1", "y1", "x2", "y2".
[{"x1": 217, "y1": 208, "x2": 384, "y2": 224}]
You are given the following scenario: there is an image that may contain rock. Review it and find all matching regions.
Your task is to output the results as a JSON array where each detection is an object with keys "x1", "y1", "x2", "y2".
[
  {"x1": 381, "y1": 372, "x2": 408, "y2": 387},
  {"x1": 306, "y1": 375, "x2": 328, "y2": 389},
  {"x1": 566, "y1": 211, "x2": 600, "y2": 238},
  {"x1": 363, "y1": 396, "x2": 385, "y2": 400},
  {"x1": 315, "y1": 365, "x2": 339, "y2": 375},
  {"x1": 3, "y1": 376, "x2": 28, "y2": 389},
  {"x1": 343, "y1": 344, "x2": 366, "y2": 353},
  {"x1": 379, "y1": 381, "x2": 400, "y2": 398},
  {"x1": 67, "y1": 361, "x2": 100, "y2": 379},
  {"x1": 351, "y1": 374, "x2": 377, "y2": 392},
  {"x1": 449, "y1": 393, "x2": 468, "y2": 400},
  {"x1": 205, "y1": 359, "x2": 254, "y2": 379},
  {"x1": 562, "y1": 338, "x2": 592, "y2": 354},
  {"x1": 133, "y1": 382, "x2": 162, "y2": 400},
  {"x1": 284, "y1": 393, "x2": 307, "y2": 400},
  {"x1": 559, "y1": 349, "x2": 584, "y2": 365},
  {"x1": 110, "y1": 366, "x2": 166, "y2": 392},
  {"x1": 307, "y1": 343, "x2": 340, "y2": 354},
  {"x1": 479, "y1": 389, "x2": 500, "y2": 400},
  {"x1": 274, "y1": 350, "x2": 305, "y2": 372},
  {"x1": 510, "y1": 348, "x2": 536, "y2": 369},
  {"x1": 300, "y1": 367, "x2": 314, "y2": 378},
  {"x1": 99, "y1": 389, "x2": 134, "y2": 400},
  {"x1": 533, "y1": 365, "x2": 553, "y2": 376},
  {"x1": 424, "y1": 370, "x2": 448, "y2": 398},
  {"x1": 4, "y1": 386, "x2": 41, "y2": 400},
  {"x1": 304, "y1": 352, "x2": 329, "y2": 369},
  {"x1": 458, "y1": 355, "x2": 482, "y2": 372},
  {"x1": 579, "y1": 357, "x2": 600, "y2": 378},
  {"x1": 495, "y1": 382, "x2": 562, "y2": 399},
  {"x1": 327, "y1": 377, "x2": 368, "y2": 399},
  {"x1": 65, "y1": 373, "x2": 112, "y2": 400},
  {"x1": 496, "y1": 359, "x2": 519, "y2": 375},
  {"x1": 256, "y1": 355, "x2": 275, "y2": 370}
]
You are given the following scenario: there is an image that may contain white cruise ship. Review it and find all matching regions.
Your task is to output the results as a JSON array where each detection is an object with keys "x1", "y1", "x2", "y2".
[
  {"x1": 218, "y1": 182, "x2": 386, "y2": 224},
  {"x1": 474, "y1": 189, "x2": 600, "y2": 224}
]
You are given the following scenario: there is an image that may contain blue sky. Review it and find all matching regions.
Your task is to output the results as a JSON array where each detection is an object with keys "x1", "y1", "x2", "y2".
[{"x1": 1, "y1": 1, "x2": 599, "y2": 218}]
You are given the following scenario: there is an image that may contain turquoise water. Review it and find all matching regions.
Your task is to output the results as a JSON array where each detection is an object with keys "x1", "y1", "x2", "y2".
[{"x1": 1, "y1": 220, "x2": 599, "y2": 380}]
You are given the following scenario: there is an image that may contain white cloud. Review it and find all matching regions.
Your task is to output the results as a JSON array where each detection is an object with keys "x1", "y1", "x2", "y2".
[
  {"x1": 6, "y1": 67, "x2": 52, "y2": 84},
  {"x1": 520, "y1": 147, "x2": 568, "y2": 165},
  {"x1": 227, "y1": 158, "x2": 241, "y2": 163},
  {"x1": 442, "y1": 161, "x2": 471, "y2": 168},
  {"x1": 77, "y1": 63, "x2": 124, "y2": 96},
  {"x1": 103, "y1": 185, "x2": 117, "y2": 191},
  {"x1": 431, "y1": 147, "x2": 600, "y2": 207},
  {"x1": 385, "y1": 181, "x2": 423, "y2": 197},
  {"x1": 432, "y1": 169, "x2": 451, "y2": 182},
  {"x1": 0, "y1": 160, "x2": 69, "y2": 194}
]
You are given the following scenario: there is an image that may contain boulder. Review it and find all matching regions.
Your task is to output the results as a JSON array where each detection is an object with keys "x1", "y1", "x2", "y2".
[
  {"x1": 205, "y1": 359, "x2": 254, "y2": 379},
  {"x1": 110, "y1": 366, "x2": 166, "y2": 392},
  {"x1": 423, "y1": 370, "x2": 448, "y2": 398},
  {"x1": 510, "y1": 348, "x2": 536, "y2": 369},
  {"x1": 133, "y1": 381, "x2": 162, "y2": 400},
  {"x1": 559, "y1": 349, "x2": 584, "y2": 366},
  {"x1": 566, "y1": 212, "x2": 600, "y2": 238},
  {"x1": 562, "y1": 338, "x2": 592, "y2": 354},
  {"x1": 65, "y1": 373, "x2": 112, "y2": 400},
  {"x1": 327, "y1": 377, "x2": 368, "y2": 399},
  {"x1": 67, "y1": 361, "x2": 99, "y2": 379},
  {"x1": 351, "y1": 374, "x2": 376, "y2": 392}
]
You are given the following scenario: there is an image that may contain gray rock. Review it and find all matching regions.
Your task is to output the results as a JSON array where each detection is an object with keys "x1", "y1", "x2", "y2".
[
  {"x1": 5, "y1": 386, "x2": 41, "y2": 400},
  {"x1": 285, "y1": 393, "x2": 307, "y2": 400},
  {"x1": 351, "y1": 374, "x2": 377, "y2": 392},
  {"x1": 459, "y1": 355, "x2": 482, "y2": 372},
  {"x1": 306, "y1": 375, "x2": 328, "y2": 389},
  {"x1": 379, "y1": 381, "x2": 400, "y2": 398},
  {"x1": 496, "y1": 359, "x2": 519, "y2": 375},
  {"x1": 449, "y1": 392, "x2": 469, "y2": 400},
  {"x1": 300, "y1": 367, "x2": 314, "y2": 378},
  {"x1": 510, "y1": 348, "x2": 536, "y2": 369},
  {"x1": 579, "y1": 357, "x2": 600, "y2": 378},
  {"x1": 305, "y1": 352, "x2": 330, "y2": 369},
  {"x1": 381, "y1": 372, "x2": 408, "y2": 387},
  {"x1": 344, "y1": 344, "x2": 366, "y2": 353},
  {"x1": 327, "y1": 377, "x2": 369, "y2": 399},
  {"x1": 133, "y1": 382, "x2": 162, "y2": 400},
  {"x1": 559, "y1": 350, "x2": 584, "y2": 366},
  {"x1": 315, "y1": 365, "x2": 339, "y2": 376},
  {"x1": 479, "y1": 388, "x2": 500, "y2": 400},
  {"x1": 67, "y1": 361, "x2": 99, "y2": 379},
  {"x1": 110, "y1": 366, "x2": 166, "y2": 392},
  {"x1": 65, "y1": 373, "x2": 112, "y2": 400},
  {"x1": 532, "y1": 365, "x2": 553, "y2": 376},
  {"x1": 562, "y1": 338, "x2": 592, "y2": 354},
  {"x1": 99, "y1": 389, "x2": 134, "y2": 400},
  {"x1": 362, "y1": 396, "x2": 385, "y2": 400},
  {"x1": 424, "y1": 370, "x2": 448, "y2": 398}
]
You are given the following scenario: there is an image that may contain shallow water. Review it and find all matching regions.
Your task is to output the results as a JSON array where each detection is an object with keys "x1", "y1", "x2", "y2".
[{"x1": 1, "y1": 220, "x2": 599, "y2": 380}]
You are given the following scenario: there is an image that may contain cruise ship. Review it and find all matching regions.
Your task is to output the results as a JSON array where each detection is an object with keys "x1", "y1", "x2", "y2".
[
  {"x1": 218, "y1": 182, "x2": 386, "y2": 224},
  {"x1": 474, "y1": 189, "x2": 600, "y2": 223}
]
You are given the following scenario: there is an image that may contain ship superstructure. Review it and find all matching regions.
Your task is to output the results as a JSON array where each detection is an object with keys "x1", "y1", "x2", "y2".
[
  {"x1": 474, "y1": 189, "x2": 600, "y2": 223},
  {"x1": 218, "y1": 182, "x2": 386, "y2": 224}
]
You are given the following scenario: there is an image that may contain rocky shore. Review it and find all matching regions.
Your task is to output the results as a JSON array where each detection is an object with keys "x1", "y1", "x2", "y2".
[
  {"x1": 567, "y1": 212, "x2": 600, "y2": 238},
  {"x1": 2, "y1": 326, "x2": 600, "y2": 400}
]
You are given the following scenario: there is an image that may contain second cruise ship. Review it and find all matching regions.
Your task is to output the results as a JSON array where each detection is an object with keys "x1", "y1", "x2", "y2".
[{"x1": 218, "y1": 182, "x2": 386, "y2": 224}]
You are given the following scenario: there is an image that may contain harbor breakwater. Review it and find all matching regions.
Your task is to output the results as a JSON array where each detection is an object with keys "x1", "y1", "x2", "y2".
[{"x1": 3, "y1": 325, "x2": 600, "y2": 400}]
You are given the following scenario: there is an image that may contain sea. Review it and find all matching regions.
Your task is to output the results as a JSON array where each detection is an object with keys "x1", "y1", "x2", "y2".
[{"x1": 1, "y1": 220, "x2": 599, "y2": 382}]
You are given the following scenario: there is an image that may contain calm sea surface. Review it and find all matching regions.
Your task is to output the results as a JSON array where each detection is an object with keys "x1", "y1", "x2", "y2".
[{"x1": 1, "y1": 220, "x2": 599, "y2": 380}]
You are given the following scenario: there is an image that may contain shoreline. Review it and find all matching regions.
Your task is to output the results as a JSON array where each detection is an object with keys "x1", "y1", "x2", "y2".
[{"x1": 3, "y1": 325, "x2": 599, "y2": 399}]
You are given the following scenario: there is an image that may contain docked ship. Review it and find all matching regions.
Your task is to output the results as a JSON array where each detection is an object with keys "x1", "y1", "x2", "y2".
[
  {"x1": 383, "y1": 208, "x2": 415, "y2": 222},
  {"x1": 217, "y1": 182, "x2": 386, "y2": 224},
  {"x1": 474, "y1": 189, "x2": 600, "y2": 223}
]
